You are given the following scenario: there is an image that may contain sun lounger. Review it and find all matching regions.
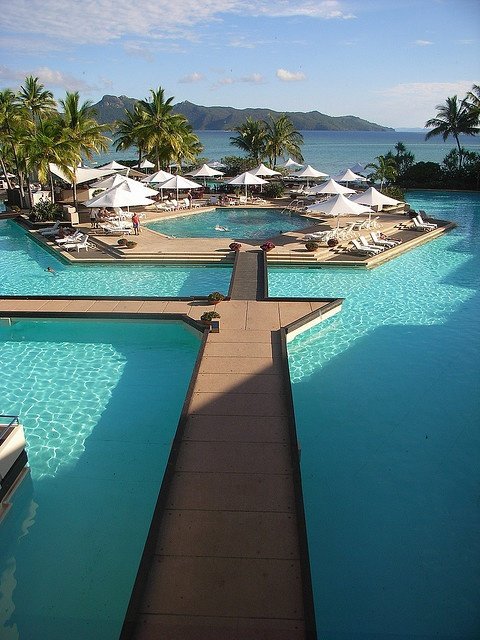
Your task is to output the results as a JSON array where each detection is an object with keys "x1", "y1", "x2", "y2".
[
  {"x1": 38, "y1": 221, "x2": 61, "y2": 236},
  {"x1": 351, "y1": 238, "x2": 380, "y2": 256},
  {"x1": 55, "y1": 231, "x2": 83, "y2": 245},
  {"x1": 358, "y1": 235, "x2": 384, "y2": 253},
  {"x1": 99, "y1": 221, "x2": 133, "y2": 235},
  {"x1": 412, "y1": 217, "x2": 435, "y2": 232},
  {"x1": 353, "y1": 219, "x2": 369, "y2": 230},
  {"x1": 62, "y1": 234, "x2": 91, "y2": 252},
  {"x1": 416, "y1": 214, "x2": 437, "y2": 229},
  {"x1": 370, "y1": 232, "x2": 399, "y2": 248}
]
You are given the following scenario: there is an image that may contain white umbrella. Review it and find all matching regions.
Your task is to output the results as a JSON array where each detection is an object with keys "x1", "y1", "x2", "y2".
[
  {"x1": 295, "y1": 164, "x2": 328, "y2": 187},
  {"x1": 351, "y1": 186, "x2": 402, "y2": 211},
  {"x1": 282, "y1": 157, "x2": 303, "y2": 169},
  {"x1": 307, "y1": 179, "x2": 356, "y2": 196},
  {"x1": 135, "y1": 159, "x2": 155, "y2": 169},
  {"x1": 97, "y1": 160, "x2": 131, "y2": 171},
  {"x1": 226, "y1": 171, "x2": 268, "y2": 197},
  {"x1": 248, "y1": 163, "x2": 281, "y2": 177},
  {"x1": 141, "y1": 169, "x2": 174, "y2": 184},
  {"x1": 186, "y1": 163, "x2": 224, "y2": 186},
  {"x1": 49, "y1": 163, "x2": 114, "y2": 185},
  {"x1": 89, "y1": 174, "x2": 158, "y2": 197},
  {"x1": 306, "y1": 193, "x2": 372, "y2": 236},
  {"x1": 332, "y1": 168, "x2": 368, "y2": 183},
  {"x1": 159, "y1": 174, "x2": 203, "y2": 201},
  {"x1": 350, "y1": 163, "x2": 366, "y2": 174},
  {"x1": 83, "y1": 182, "x2": 155, "y2": 208}
]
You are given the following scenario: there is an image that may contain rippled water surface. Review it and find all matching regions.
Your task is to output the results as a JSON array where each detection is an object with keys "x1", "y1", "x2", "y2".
[
  {"x1": 269, "y1": 191, "x2": 480, "y2": 639},
  {"x1": 0, "y1": 319, "x2": 200, "y2": 640}
]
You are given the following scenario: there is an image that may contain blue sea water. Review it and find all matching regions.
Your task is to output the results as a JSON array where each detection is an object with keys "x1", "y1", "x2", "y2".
[
  {"x1": 94, "y1": 130, "x2": 480, "y2": 176},
  {"x1": 268, "y1": 190, "x2": 480, "y2": 639}
]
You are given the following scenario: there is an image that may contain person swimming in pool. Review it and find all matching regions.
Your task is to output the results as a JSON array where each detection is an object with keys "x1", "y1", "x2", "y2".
[
  {"x1": 46, "y1": 266, "x2": 56, "y2": 275},
  {"x1": 215, "y1": 225, "x2": 229, "y2": 231}
]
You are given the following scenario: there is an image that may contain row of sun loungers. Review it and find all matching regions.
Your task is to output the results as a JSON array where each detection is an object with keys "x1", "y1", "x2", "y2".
[
  {"x1": 350, "y1": 233, "x2": 402, "y2": 256},
  {"x1": 411, "y1": 213, "x2": 438, "y2": 231}
]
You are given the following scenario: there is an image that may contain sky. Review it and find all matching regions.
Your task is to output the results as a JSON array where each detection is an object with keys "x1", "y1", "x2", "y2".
[{"x1": 0, "y1": 0, "x2": 479, "y2": 129}]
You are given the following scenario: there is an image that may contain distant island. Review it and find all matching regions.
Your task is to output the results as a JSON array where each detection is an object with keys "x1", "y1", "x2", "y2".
[{"x1": 92, "y1": 95, "x2": 394, "y2": 132}]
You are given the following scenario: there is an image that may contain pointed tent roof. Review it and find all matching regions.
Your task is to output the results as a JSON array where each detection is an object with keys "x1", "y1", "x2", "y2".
[
  {"x1": 49, "y1": 163, "x2": 115, "y2": 185},
  {"x1": 307, "y1": 179, "x2": 356, "y2": 196},
  {"x1": 83, "y1": 182, "x2": 155, "y2": 208},
  {"x1": 248, "y1": 163, "x2": 281, "y2": 177},
  {"x1": 350, "y1": 187, "x2": 402, "y2": 210},
  {"x1": 306, "y1": 193, "x2": 372, "y2": 217},
  {"x1": 226, "y1": 171, "x2": 268, "y2": 186},
  {"x1": 89, "y1": 174, "x2": 158, "y2": 196},
  {"x1": 186, "y1": 163, "x2": 224, "y2": 178},
  {"x1": 141, "y1": 169, "x2": 175, "y2": 184},
  {"x1": 159, "y1": 175, "x2": 203, "y2": 190},
  {"x1": 295, "y1": 164, "x2": 328, "y2": 178},
  {"x1": 135, "y1": 159, "x2": 155, "y2": 169},
  {"x1": 282, "y1": 157, "x2": 303, "y2": 168},
  {"x1": 332, "y1": 168, "x2": 368, "y2": 183},
  {"x1": 97, "y1": 160, "x2": 130, "y2": 171}
]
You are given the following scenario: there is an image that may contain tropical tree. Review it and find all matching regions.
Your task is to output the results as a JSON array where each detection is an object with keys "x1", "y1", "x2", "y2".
[
  {"x1": 18, "y1": 76, "x2": 56, "y2": 129},
  {"x1": 0, "y1": 88, "x2": 31, "y2": 204},
  {"x1": 425, "y1": 95, "x2": 479, "y2": 169},
  {"x1": 365, "y1": 155, "x2": 397, "y2": 189},
  {"x1": 134, "y1": 87, "x2": 202, "y2": 170},
  {"x1": 58, "y1": 91, "x2": 110, "y2": 206},
  {"x1": 264, "y1": 114, "x2": 303, "y2": 168},
  {"x1": 230, "y1": 117, "x2": 267, "y2": 164},
  {"x1": 114, "y1": 103, "x2": 147, "y2": 166},
  {"x1": 465, "y1": 84, "x2": 480, "y2": 124},
  {"x1": 386, "y1": 141, "x2": 415, "y2": 177}
]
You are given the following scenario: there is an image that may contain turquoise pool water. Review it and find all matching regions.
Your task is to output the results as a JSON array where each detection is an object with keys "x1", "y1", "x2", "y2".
[
  {"x1": 0, "y1": 220, "x2": 231, "y2": 297},
  {"x1": 146, "y1": 207, "x2": 309, "y2": 239},
  {"x1": 269, "y1": 190, "x2": 480, "y2": 638},
  {"x1": 0, "y1": 319, "x2": 200, "y2": 639}
]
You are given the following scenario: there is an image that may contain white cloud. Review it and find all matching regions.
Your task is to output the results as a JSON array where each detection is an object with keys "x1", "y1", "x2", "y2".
[
  {"x1": 122, "y1": 41, "x2": 155, "y2": 62},
  {"x1": 229, "y1": 36, "x2": 256, "y2": 49},
  {"x1": 213, "y1": 72, "x2": 265, "y2": 88},
  {"x1": 276, "y1": 68, "x2": 306, "y2": 82},
  {"x1": 240, "y1": 73, "x2": 265, "y2": 84},
  {"x1": 179, "y1": 72, "x2": 204, "y2": 83},
  {"x1": 0, "y1": 1, "x2": 355, "y2": 48},
  {"x1": 378, "y1": 81, "x2": 474, "y2": 101},
  {"x1": 0, "y1": 65, "x2": 93, "y2": 92},
  {"x1": 414, "y1": 39, "x2": 433, "y2": 46}
]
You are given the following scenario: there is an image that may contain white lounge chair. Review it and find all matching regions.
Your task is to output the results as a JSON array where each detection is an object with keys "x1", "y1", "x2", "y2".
[
  {"x1": 55, "y1": 230, "x2": 84, "y2": 245},
  {"x1": 416, "y1": 214, "x2": 437, "y2": 229},
  {"x1": 99, "y1": 221, "x2": 133, "y2": 235},
  {"x1": 38, "y1": 221, "x2": 61, "y2": 236},
  {"x1": 370, "y1": 232, "x2": 399, "y2": 248},
  {"x1": 337, "y1": 222, "x2": 356, "y2": 240},
  {"x1": 351, "y1": 238, "x2": 380, "y2": 256},
  {"x1": 358, "y1": 235, "x2": 384, "y2": 253},
  {"x1": 412, "y1": 217, "x2": 434, "y2": 232},
  {"x1": 62, "y1": 234, "x2": 91, "y2": 252},
  {"x1": 353, "y1": 219, "x2": 369, "y2": 230}
]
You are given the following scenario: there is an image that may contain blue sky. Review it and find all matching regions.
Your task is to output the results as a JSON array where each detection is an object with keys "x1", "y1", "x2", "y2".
[{"x1": 0, "y1": 0, "x2": 478, "y2": 128}]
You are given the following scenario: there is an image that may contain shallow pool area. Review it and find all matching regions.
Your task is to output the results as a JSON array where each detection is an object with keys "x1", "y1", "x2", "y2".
[
  {"x1": 0, "y1": 220, "x2": 231, "y2": 297},
  {"x1": 269, "y1": 191, "x2": 480, "y2": 638},
  {"x1": 146, "y1": 206, "x2": 309, "y2": 239},
  {"x1": 0, "y1": 318, "x2": 200, "y2": 639}
]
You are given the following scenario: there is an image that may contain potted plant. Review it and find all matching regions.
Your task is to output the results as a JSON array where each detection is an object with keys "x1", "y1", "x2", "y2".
[
  {"x1": 305, "y1": 241, "x2": 320, "y2": 252},
  {"x1": 327, "y1": 238, "x2": 339, "y2": 247},
  {"x1": 125, "y1": 240, "x2": 137, "y2": 249},
  {"x1": 200, "y1": 310, "x2": 220, "y2": 325},
  {"x1": 260, "y1": 241, "x2": 275, "y2": 252},
  {"x1": 117, "y1": 238, "x2": 127, "y2": 246},
  {"x1": 207, "y1": 291, "x2": 225, "y2": 305},
  {"x1": 229, "y1": 242, "x2": 242, "y2": 252}
]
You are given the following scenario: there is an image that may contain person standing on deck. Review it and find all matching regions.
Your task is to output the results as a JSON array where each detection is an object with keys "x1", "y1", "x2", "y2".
[{"x1": 131, "y1": 212, "x2": 140, "y2": 235}]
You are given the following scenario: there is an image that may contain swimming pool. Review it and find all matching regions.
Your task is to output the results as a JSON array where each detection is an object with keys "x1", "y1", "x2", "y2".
[
  {"x1": 0, "y1": 318, "x2": 200, "y2": 639},
  {"x1": 146, "y1": 207, "x2": 310, "y2": 239},
  {"x1": 0, "y1": 220, "x2": 231, "y2": 296},
  {"x1": 269, "y1": 191, "x2": 480, "y2": 638}
]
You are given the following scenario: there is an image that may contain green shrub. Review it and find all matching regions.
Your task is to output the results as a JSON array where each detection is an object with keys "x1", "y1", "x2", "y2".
[
  {"x1": 30, "y1": 197, "x2": 59, "y2": 222},
  {"x1": 201, "y1": 311, "x2": 220, "y2": 322},
  {"x1": 305, "y1": 241, "x2": 320, "y2": 251},
  {"x1": 263, "y1": 181, "x2": 284, "y2": 198}
]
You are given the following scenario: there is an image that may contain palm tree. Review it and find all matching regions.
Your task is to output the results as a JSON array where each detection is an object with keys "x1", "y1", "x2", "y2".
[
  {"x1": 0, "y1": 88, "x2": 31, "y2": 204},
  {"x1": 135, "y1": 87, "x2": 201, "y2": 171},
  {"x1": 264, "y1": 114, "x2": 303, "y2": 168},
  {"x1": 114, "y1": 103, "x2": 147, "y2": 167},
  {"x1": 58, "y1": 91, "x2": 110, "y2": 206},
  {"x1": 365, "y1": 155, "x2": 397, "y2": 189},
  {"x1": 425, "y1": 95, "x2": 479, "y2": 169},
  {"x1": 18, "y1": 76, "x2": 56, "y2": 129},
  {"x1": 389, "y1": 141, "x2": 415, "y2": 176},
  {"x1": 465, "y1": 84, "x2": 480, "y2": 124},
  {"x1": 230, "y1": 117, "x2": 267, "y2": 164}
]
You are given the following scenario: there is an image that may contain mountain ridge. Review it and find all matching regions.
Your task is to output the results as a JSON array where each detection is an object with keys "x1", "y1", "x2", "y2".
[{"x1": 92, "y1": 95, "x2": 394, "y2": 132}]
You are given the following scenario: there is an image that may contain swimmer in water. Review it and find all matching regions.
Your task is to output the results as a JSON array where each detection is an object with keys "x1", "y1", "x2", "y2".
[{"x1": 46, "y1": 266, "x2": 56, "y2": 275}]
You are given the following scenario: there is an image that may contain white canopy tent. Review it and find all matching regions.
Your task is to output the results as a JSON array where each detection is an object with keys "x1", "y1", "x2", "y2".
[
  {"x1": 294, "y1": 164, "x2": 328, "y2": 187},
  {"x1": 226, "y1": 171, "x2": 268, "y2": 197},
  {"x1": 332, "y1": 168, "x2": 368, "y2": 183},
  {"x1": 83, "y1": 182, "x2": 155, "y2": 208},
  {"x1": 248, "y1": 163, "x2": 281, "y2": 177},
  {"x1": 186, "y1": 163, "x2": 224, "y2": 178},
  {"x1": 49, "y1": 163, "x2": 114, "y2": 185},
  {"x1": 306, "y1": 179, "x2": 356, "y2": 196},
  {"x1": 141, "y1": 170, "x2": 174, "y2": 184},
  {"x1": 351, "y1": 187, "x2": 402, "y2": 211},
  {"x1": 158, "y1": 175, "x2": 203, "y2": 201},
  {"x1": 89, "y1": 174, "x2": 158, "y2": 197},
  {"x1": 135, "y1": 159, "x2": 155, "y2": 169},
  {"x1": 306, "y1": 193, "x2": 373, "y2": 235},
  {"x1": 97, "y1": 161, "x2": 130, "y2": 171},
  {"x1": 282, "y1": 158, "x2": 303, "y2": 169}
]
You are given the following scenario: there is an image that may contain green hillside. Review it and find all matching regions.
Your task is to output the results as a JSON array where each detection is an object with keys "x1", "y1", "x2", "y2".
[{"x1": 92, "y1": 95, "x2": 393, "y2": 131}]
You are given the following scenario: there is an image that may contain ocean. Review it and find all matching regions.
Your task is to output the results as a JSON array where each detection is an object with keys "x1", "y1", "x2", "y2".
[{"x1": 94, "y1": 130, "x2": 480, "y2": 175}]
